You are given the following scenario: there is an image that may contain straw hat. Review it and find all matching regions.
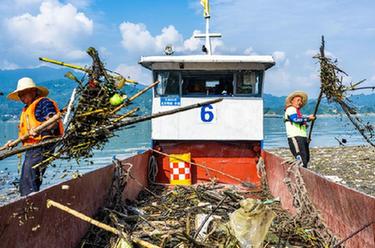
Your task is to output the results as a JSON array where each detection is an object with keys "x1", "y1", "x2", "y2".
[
  {"x1": 285, "y1": 91, "x2": 308, "y2": 108},
  {"x1": 7, "y1": 77, "x2": 49, "y2": 101}
]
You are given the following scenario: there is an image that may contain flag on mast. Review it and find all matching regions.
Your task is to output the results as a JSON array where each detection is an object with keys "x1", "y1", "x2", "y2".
[{"x1": 200, "y1": 0, "x2": 210, "y2": 17}]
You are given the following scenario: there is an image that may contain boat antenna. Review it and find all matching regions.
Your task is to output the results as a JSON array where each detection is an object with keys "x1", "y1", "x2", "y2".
[{"x1": 194, "y1": 0, "x2": 222, "y2": 55}]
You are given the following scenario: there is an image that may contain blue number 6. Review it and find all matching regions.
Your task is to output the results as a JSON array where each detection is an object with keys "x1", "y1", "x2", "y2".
[{"x1": 201, "y1": 104, "x2": 214, "y2": 122}]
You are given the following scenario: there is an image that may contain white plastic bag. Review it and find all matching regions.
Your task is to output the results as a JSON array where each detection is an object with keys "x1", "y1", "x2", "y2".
[{"x1": 229, "y1": 198, "x2": 276, "y2": 248}]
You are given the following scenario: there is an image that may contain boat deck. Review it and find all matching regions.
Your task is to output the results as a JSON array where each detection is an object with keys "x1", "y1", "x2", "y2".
[{"x1": 0, "y1": 151, "x2": 373, "y2": 247}]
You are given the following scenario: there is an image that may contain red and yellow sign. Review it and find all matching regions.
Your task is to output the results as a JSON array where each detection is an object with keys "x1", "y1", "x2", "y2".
[{"x1": 169, "y1": 153, "x2": 191, "y2": 185}]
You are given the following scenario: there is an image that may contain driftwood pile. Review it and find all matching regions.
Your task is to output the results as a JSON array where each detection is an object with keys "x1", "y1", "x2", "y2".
[
  {"x1": 309, "y1": 36, "x2": 375, "y2": 147},
  {"x1": 70, "y1": 159, "x2": 338, "y2": 248},
  {"x1": 34, "y1": 47, "x2": 155, "y2": 168},
  {"x1": 0, "y1": 48, "x2": 221, "y2": 168}
]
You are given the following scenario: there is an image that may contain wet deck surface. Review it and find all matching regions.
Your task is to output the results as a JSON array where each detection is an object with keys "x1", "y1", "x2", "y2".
[{"x1": 268, "y1": 145, "x2": 375, "y2": 197}]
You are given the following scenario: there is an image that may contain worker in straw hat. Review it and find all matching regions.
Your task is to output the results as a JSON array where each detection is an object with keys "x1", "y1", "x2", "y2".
[
  {"x1": 284, "y1": 91, "x2": 315, "y2": 168},
  {"x1": 6, "y1": 77, "x2": 64, "y2": 196}
]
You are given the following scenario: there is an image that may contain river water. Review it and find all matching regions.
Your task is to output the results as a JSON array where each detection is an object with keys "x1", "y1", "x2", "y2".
[{"x1": 0, "y1": 115, "x2": 374, "y2": 201}]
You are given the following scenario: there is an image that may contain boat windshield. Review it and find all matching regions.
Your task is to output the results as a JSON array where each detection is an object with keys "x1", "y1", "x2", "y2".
[{"x1": 154, "y1": 70, "x2": 263, "y2": 97}]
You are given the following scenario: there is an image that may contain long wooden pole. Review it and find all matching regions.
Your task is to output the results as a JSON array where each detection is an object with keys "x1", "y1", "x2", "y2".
[
  {"x1": 47, "y1": 199, "x2": 121, "y2": 235},
  {"x1": 83, "y1": 98, "x2": 223, "y2": 135},
  {"x1": 308, "y1": 91, "x2": 323, "y2": 143},
  {"x1": 110, "y1": 80, "x2": 160, "y2": 115},
  {"x1": 308, "y1": 35, "x2": 325, "y2": 143},
  {"x1": 0, "y1": 113, "x2": 61, "y2": 151},
  {"x1": 1, "y1": 99, "x2": 222, "y2": 160},
  {"x1": 0, "y1": 138, "x2": 62, "y2": 161},
  {"x1": 47, "y1": 199, "x2": 160, "y2": 248},
  {"x1": 39, "y1": 57, "x2": 90, "y2": 73}
]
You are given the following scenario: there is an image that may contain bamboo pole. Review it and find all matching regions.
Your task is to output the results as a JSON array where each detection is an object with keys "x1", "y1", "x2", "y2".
[
  {"x1": 112, "y1": 107, "x2": 139, "y2": 123},
  {"x1": 0, "y1": 137, "x2": 62, "y2": 161},
  {"x1": 39, "y1": 57, "x2": 90, "y2": 73},
  {"x1": 32, "y1": 151, "x2": 62, "y2": 169},
  {"x1": 347, "y1": 86, "x2": 375, "y2": 91},
  {"x1": 83, "y1": 98, "x2": 223, "y2": 136},
  {"x1": 110, "y1": 80, "x2": 160, "y2": 115},
  {"x1": 0, "y1": 113, "x2": 61, "y2": 151},
  {"x1": 46, "y1": 199, "x2": 160, "y2": 248},
  {"x1": 76, "y1": 108, "x2": 109, "y2": 117},
  {"x1": 128, "y1": 80, "x2": 160, "y2": 102},
  {"x1": 47, "y1": 199, "x2": 122, "y2": 235},
  {"x1": 1, "y1": 99, "x2": 222, "y2": 160},
  {"x1": 150, "y1": 149, "x2": 255, "y2": 188}
]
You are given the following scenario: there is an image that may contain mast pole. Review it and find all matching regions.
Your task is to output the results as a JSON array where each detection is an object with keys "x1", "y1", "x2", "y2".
[
  {"x1": 195, "y1": 0, "x2": 221, "y2": 55},
  {"x1": 205, "y1": 15, "x2": 212, "y2": 55}
]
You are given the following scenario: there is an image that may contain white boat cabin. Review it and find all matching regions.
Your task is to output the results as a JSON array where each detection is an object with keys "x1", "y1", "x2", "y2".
[{"x1": 139, "y1": 55, "x2": 275, "y2": 142}]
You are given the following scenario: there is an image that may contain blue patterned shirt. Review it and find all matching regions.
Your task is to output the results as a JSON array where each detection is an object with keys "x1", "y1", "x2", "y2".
[{"x1": 35, "y1": 98, "x2": 57, "y2": 122}]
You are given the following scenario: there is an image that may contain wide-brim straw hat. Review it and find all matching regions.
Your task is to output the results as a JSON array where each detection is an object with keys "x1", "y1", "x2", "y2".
[
  {"x1": 285, "y1": 91, "x2": 308, "y2": 108},
  {"x1": 7, "y1": 77, "x2": 49, "y2": 101}
]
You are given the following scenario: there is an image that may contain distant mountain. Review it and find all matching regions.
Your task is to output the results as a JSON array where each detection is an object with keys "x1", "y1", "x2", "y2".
[
  {"x1": 0, "y1": 67, "x2": 151, "y2": 121},
  {"x1": 263, "y1": 93, "x2": 375, "y2": 115},
  {"x1": 347, "y1": 93, "x2": 375, "y2": 113},
  {"x1": 0, "y1": 67, "x2": 374, "y2": 120},
  {"x1": 0, "y1": 66, "x2": 77, "y2": 93}
]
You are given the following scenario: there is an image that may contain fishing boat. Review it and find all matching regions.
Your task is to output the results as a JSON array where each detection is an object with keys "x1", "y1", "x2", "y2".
[{"x1": 0, "y1": 3, "x2": 374, "y2": 248}]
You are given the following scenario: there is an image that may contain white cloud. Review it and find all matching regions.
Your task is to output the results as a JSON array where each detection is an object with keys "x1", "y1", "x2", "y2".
[
  {"x1": 265, "y1": 69, "x2": 292, "y2": 96},
  {"x1": 119, "y1": 21, "x2": 227, "y2": 55},
  {"x1": 266, "y1": 68, "x2": 320, "y2": 97},
  {"x1": 210, "y1": 39, "x2": 231, "y2": 54},
  {"x1": 119, "y1": 22, "x2": 155, "y2": 52},
  {"x1": 265, "y1": 52, "x2": 321, "y2": 97},
  {"x1": 115, "y1": 64, "x2": 152, "y2": 85},
  {"x1": 4, "y1": 0, "x2": 93, "y2": 61},
  {"x1": 182, "y1": 30, "x2": 201, "y2": 52},
  {"x1": 155, "y1": 25, "x2": 183, "y2": 51},
  {"x1": 272, "y1": 51, "x2": 286, "y2": 63}
]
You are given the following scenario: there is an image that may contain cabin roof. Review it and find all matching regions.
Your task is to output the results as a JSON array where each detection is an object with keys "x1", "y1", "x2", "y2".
[{"x1": 139, "y1": 55, "x2": 275, "y2": 71}]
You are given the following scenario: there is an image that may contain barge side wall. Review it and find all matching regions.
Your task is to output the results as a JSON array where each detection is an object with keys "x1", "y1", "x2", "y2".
[
  {"x1": 0, "y1": 152, "x2": 150, "y2": 248},
  {"x1": 264, "y1": 151, "x2": 375, "y2": 248}
]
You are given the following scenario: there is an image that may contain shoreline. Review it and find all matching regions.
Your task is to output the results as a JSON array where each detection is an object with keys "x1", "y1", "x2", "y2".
[
  {"x1": 267, "y1": 145, "x2": 375, "y2": 197},
  {"x1": 1, "y1": 145, "x2": 374, "y2": 205},
  {"x1": 264, "y1": 112, "x2": 375, "y2": 118}
]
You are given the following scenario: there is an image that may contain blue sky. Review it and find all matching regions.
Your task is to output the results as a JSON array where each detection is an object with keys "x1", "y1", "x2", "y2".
[{"x1": 0, "y1": 0, "x2": 375, "y2": 97}]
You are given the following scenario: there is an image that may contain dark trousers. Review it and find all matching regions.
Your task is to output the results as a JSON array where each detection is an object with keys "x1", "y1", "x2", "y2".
[
  {"x1": 287, "y1": 136, "x2": 310, "y2": 168},
  {"x1": 20, "y1": 145, "x2": 53, "y2": 196}
]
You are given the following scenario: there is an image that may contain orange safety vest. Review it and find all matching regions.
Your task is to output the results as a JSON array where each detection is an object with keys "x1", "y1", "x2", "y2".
[{"x1": 19, "y1": 97, "x2": 64, "y2": 146}]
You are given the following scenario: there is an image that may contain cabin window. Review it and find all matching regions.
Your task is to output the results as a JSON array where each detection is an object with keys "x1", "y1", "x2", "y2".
[
  {"x1": 181, "y1": 71, "x2": 233, "y2": 96},
  {"x1": 153, "y1": 70, "x2": 263, "y2": 97},
  {"x1": 235, "y1": 71, "x2": 262, "y2": 96},
  {"x1": 154, "y1": 71, "x2": 180, "y2": 96}
]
